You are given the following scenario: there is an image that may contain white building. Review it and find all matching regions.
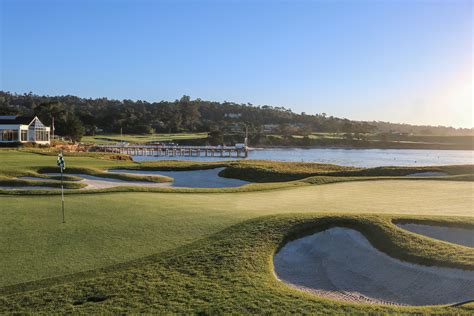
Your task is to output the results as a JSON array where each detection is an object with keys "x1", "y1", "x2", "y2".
[
  {"x1": 0, "y1": 116, "x2": 51, "y2": 145},
  {"x1": 224, "y1": 113, "x2": 242, "y2": 119}
]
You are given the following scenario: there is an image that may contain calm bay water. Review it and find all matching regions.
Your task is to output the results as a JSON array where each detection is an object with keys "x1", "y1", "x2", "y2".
[{"x1": 133, "y1": 148, "x2": 474, "y2": 168}]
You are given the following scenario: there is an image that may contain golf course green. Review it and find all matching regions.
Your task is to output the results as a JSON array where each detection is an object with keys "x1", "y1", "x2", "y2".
[{"x1": 0, "y1": 149, "x2": 473, "y2": 313}]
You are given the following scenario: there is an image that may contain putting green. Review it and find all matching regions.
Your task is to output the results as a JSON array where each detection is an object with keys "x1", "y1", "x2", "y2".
[{"x1": 1, "y1": 180, "x2": 472, "y2": 287}]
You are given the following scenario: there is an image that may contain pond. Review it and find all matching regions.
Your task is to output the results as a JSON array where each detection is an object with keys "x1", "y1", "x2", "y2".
[
  {"x1": 10, "y1": 169, "x2": 249, "y2": 190},
  {"x1": 134, "y1": 148, "x2": 474, "y2": 168}
]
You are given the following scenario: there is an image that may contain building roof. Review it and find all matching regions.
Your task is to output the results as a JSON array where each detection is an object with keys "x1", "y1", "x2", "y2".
[{"x1": 0, "y1": 116, "x2": 36, "y2": 125}]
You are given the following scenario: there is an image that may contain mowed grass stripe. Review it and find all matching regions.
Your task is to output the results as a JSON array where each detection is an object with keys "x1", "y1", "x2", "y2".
[{"x1": 1, "y1": 180, "x2": 472, "y2": 287}]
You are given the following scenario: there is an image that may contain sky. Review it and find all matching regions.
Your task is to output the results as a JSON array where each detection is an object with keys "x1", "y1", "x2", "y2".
[{"x1": 1, "y1": 0, "x2": 472, "y2": 128}]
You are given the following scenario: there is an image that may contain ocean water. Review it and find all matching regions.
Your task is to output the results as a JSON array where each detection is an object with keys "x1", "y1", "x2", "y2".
[{"x1": 133, "y1": 148, "x2": 474, "y2": 168}]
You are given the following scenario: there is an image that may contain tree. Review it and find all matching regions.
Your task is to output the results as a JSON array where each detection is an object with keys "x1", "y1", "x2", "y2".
[
  {"x1": 179, "y1": 95, "x2": 201, "y2": 131},
  {"x1": 63, "y1": 115, "x2": 85, "y2": 142},
  {"x1": 34, "y1": 101, "x2": 67, "y2": 126},
  {"x1": 208, "y1": 130, "x2": 224, "y2": 146}
]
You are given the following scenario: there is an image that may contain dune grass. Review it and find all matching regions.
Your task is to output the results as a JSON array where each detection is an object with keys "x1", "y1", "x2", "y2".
[
  {"x1": 1, "y1": 214, "x2": 473, "y2": 314},
  {"x1": 219, "y1": 160, "x2": 474, "y2": 182}
]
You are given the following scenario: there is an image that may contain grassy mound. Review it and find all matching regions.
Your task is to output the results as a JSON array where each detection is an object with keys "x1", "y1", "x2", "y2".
[
  {"x1": 0, "y1": 176, "x2": 86, "y2": 189},
  {"x1": 1, "y1": 215, "x2": 473, "y2": 313},
  {"x1": 37, "y1": 167, "x2": 173, "y2": 183},
  {"x1": 220, "y1": 161, "x2": 474, "y2": 182}
]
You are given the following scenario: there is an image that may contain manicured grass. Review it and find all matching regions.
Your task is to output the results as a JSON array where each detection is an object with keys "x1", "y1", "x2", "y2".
[
  {"x1": 1, "y1": 149, "x2": 473, "y2": 313},
  {"x1": 1, "y1": 150, "x2": 472, "y2": 184},
  {"x1": 1, "y1": 180, "x2": 472, "y2": 288},
  {"x1": 82, "y1": 133, "x2": 209, "y2": 144},
  {"x1": 1, "y1": 215, "x2": 473, "y2": 313},
  {"x1": 0, "y1": 150, "x2": 172, "y2": 184},
  {"x1": 0, "y1": 149, "x2": 136, "y2": 177}
]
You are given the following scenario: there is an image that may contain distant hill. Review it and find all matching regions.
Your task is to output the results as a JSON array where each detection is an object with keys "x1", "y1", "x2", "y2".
[
  {"x1": 366, "y1": 121, "x2": 473, "y2": 136},
  {"x1": 0, "y1": 91, "x2": 472, "y2": 137}
]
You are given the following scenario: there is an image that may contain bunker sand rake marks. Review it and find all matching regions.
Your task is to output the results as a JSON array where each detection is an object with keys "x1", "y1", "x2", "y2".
[{"x1": 274, "y1": 227, "x2": 474, "y2": 306}]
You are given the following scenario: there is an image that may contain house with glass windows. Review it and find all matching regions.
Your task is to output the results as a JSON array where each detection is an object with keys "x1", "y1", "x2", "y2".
[{"x1": 0, "y1": 116, "x2": 51, "y2": 145}]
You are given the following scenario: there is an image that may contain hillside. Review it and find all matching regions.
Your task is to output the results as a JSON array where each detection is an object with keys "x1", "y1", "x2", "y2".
[{"x1": 1, "y1": 92, "x2": 472, "y2": 140}]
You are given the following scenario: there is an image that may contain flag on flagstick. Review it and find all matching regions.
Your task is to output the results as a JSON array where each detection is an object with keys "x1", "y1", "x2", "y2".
[{"x1": 57, "y1": 153, "x2": 65, "y2": 170}]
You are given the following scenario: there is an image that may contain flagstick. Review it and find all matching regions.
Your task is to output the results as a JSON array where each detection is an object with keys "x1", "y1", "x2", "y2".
[{"x1": 61, "y1": 165, "x2": 65, "y2": 223}]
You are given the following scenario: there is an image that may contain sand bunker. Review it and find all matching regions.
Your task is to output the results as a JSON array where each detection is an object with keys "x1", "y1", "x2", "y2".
[
  {"x1": 398, "y1": 223, "x2": 474, "y2": 248},
  {"x1": 406, "y1": 172, "x2": 447, "y2": 177},
  {"x1": 274, "y1": 227, "x2": 474, "y2": 306},
  {"x1": 108, "y1": 167, "x2": 249, "y2": 188},
  {"x1": 6, "y1": 168, "x2": 249, "y2": 190}
]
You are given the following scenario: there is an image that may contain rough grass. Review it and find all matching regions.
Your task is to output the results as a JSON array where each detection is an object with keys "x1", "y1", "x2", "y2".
[
  {"x1": 219, "y1": 160, "x2": 359, "y2": 182},
  {"x1": 0, "y1": 176, "x2": 86, "y2": 189},
  {"x1": 37, "y1": 167, "x2": 172, "y2": 183},
  {"x1": 1, "y1": 215, "x2": 473, "y2": 314},
  {"x1": 220, "y1": 160, "x2": 474, "y2": 182}
]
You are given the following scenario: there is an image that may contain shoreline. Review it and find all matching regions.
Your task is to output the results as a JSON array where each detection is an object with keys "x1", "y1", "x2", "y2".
[
  {"x1": 248, "y1": 145, "x2": 474, "y2": 151},
  {"x1": 249, "y1": 145, "x2": 474, "y2": 152}
]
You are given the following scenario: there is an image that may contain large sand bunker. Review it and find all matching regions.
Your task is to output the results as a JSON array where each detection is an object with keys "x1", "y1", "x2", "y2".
[
  {"x1": 108, "y1": 167, "x2": 249, "y2": 188},
  {"x1": 274, "y1": 227, "x2": 474, "y2": 305},
  {"x1": 7, "y1": 168, "x2": 249, "y2": 190},
  {"x1": 398, "y1": 223, "x2": 474, "y2": 248}
]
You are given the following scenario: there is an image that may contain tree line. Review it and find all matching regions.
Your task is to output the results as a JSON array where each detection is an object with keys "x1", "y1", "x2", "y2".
[{"x1": 0, "y1": 91, "x2": 471, "y2": 142}]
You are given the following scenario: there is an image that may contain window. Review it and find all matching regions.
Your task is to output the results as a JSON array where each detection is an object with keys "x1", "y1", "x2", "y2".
[
  {"x1": 35, "y1": 129, "x2": 49, "y2": 141},
  {"x1": 21, "y1": 130, "x2": 28, "y2": 141},
  {"x1": 0, "y1": 129, "x2": 19, "y2": 141}
]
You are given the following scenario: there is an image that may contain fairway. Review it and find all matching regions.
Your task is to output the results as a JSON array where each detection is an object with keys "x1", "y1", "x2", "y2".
[
  {"x1": 82, "y1": 133, "x2": 209, "y2": 144},
  {"x1": 1, "y1": 180, "x2": 472, "y2": 287}
]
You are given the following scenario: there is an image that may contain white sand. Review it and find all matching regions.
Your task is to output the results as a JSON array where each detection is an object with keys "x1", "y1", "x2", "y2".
[
  {"x1": 7, "y1": 168, "x2": 249, "y2": 190},
  {"x1": 398, "y1": 224, "x2": 474, "y2": 248},
  {"x1": 406, "y1": 172, "x2": 447, "y2": 177},
  {"x1": 274, "y1": 227, "x2": 474, "y2": 306},
  {"x1": 108, "y1": 167, "x2": 249, "y2": 188}
]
